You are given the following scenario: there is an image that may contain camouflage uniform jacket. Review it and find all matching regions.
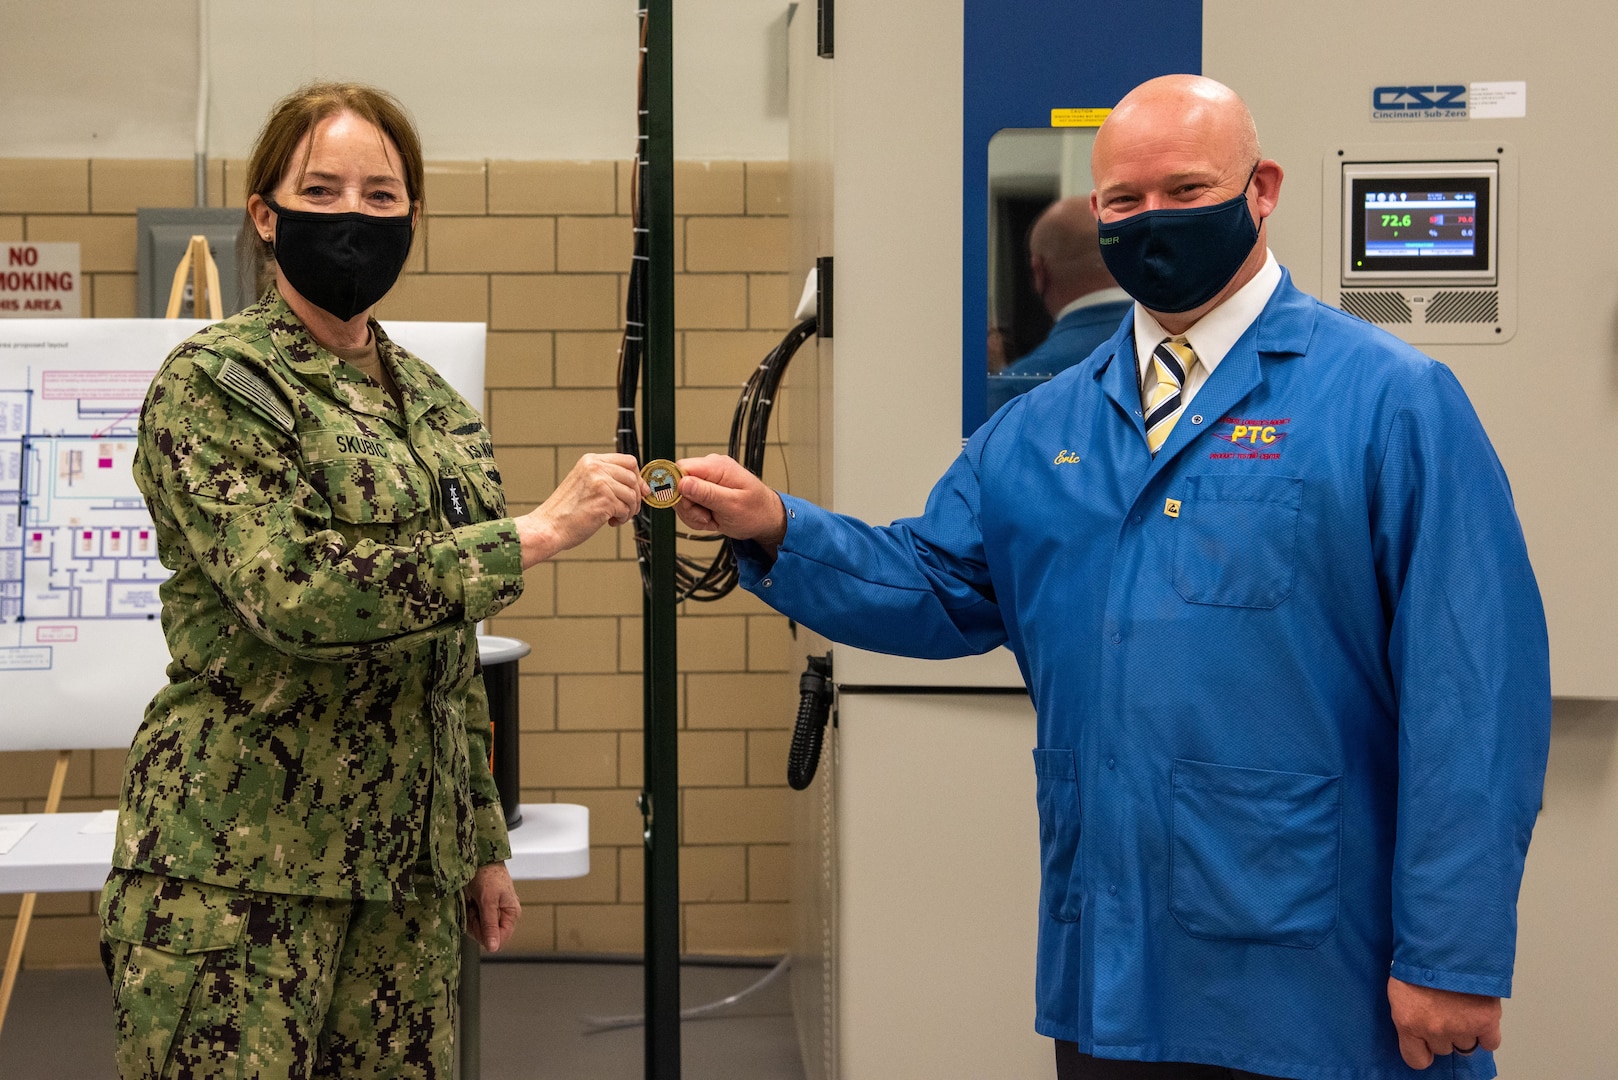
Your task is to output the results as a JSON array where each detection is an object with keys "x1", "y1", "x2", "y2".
[{"x1": 117, "y1": 290, "x2": 522, "y2": 901}]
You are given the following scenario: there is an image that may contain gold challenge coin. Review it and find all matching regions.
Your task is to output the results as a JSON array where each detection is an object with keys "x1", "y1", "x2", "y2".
[{"x1": 640, "y1": 459, "x2": 685, "y2": 509}]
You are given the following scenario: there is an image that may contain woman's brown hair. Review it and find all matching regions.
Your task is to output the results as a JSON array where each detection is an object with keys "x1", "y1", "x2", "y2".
[{"x1": 238, "y1": 82, "x2": 425, "y2": 296}]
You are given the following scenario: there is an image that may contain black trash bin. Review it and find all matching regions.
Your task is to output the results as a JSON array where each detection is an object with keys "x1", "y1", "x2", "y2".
[{"x1": 476, "y1": 634, "x2": 531, "y2": 829}]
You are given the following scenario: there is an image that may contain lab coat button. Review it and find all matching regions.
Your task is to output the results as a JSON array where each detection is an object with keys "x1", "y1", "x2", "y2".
[
  {"x1": 1108, "y1": 884, "x2": 1118, "y2": 896},
  {"x1": 1107, "y1": 757, "x2": 1116, "y2": 770},
  {"x1": 1110, "y1": 633, "x2": 1121, "y2": 644},
  {"x1": 762, "y1": 578, "x2": 773, "y2": 588},
  {"x1": 1131, "y1": 515, "x2": 1142, "y2": 525}
]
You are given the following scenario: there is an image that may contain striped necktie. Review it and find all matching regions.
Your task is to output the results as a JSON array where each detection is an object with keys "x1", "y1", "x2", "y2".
[{"x1": 1143, "y1": 336, "x2": 1197, "y2": 454}]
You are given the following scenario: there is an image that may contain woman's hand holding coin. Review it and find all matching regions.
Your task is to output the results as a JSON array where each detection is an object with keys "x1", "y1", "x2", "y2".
[{"x1": 516, "y1": 452, "x2": 645, "y2": 568}]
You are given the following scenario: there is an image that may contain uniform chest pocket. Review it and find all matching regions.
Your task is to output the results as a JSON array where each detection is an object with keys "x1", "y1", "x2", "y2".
[
  {"x1": 1170, "y1": 474, "x2": 1302, "y2": 609},
  {"x1": 299, "y1": 426, "x2": 427, "y2": 524}
]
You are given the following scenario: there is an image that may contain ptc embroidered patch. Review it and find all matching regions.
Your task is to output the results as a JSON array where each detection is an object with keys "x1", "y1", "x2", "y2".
[{"x1": 1208, "y1": 416, "x2": 1290, "y2": 461}]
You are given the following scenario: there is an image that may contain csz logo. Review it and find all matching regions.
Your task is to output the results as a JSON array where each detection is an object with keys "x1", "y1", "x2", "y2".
[{"x1": 1372, "y1": 85, "x2": 1468, "y2": 120}]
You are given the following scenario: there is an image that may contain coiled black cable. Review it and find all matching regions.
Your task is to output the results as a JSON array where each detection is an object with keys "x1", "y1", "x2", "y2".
[
  {"x1": 621, "y1": 314, "x2": 817, "y2": 601},
  {"x1": 787, "y1": 654, "x2": 834, "y2": 790},
  {"x1": 614, "y1": 4, "x2": 819, "y2": 602}
]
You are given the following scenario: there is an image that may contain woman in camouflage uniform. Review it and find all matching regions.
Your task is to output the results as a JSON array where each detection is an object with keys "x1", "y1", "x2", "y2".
[{"x1": 99, "y1": 82, "x2": 642, "y2": 1079}]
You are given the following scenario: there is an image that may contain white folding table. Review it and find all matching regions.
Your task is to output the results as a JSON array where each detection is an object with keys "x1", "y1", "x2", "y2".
[
  {"x1": 0, "y1": 803, "x2": 589, "y2": 895},
  {"x1": 0, "y1": 803, "x2": 589, "y2": 1079}
]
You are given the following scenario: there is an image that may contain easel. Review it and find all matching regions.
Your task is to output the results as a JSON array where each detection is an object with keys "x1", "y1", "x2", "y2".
[
  {"x1": 0, "y1": 752, "x2": 72, "y2": 1035},
  {"x1": 163, "y1": 234, "x2": 225, "y2": 320},
  {"x1": 0, "y1": 243, "x2": 220, "y2": 1036}
]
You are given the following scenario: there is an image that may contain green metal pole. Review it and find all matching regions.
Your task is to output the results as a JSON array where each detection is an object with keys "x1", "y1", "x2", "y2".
[{"x1": 641, "y1": 0, "x2": 681, "y2": 1076}]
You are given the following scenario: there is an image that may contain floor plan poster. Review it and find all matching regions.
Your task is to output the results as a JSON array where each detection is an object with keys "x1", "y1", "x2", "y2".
[{"x1": 1, "y1": 319, "x2": 485, "y2": 751}]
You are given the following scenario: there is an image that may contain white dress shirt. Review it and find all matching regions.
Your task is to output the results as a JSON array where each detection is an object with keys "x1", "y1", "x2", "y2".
[{"x1": 1131, "y1": 249, "x2": 1282, "y2": 410}]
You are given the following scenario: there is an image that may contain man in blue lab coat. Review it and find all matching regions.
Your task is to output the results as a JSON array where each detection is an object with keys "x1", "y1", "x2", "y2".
[
  {"x1": 987, "y1": 196, "x2": 1133, "y2": 414},
  {"x1": 673, "y1": 75, "x2": 1549, "y2": 1080}
]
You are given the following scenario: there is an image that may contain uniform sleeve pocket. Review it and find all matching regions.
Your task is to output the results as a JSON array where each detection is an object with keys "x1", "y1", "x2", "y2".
[
  {"x1": 460, "y1": 462, "x2": 508, "y2": 521},
  {"x1": 1170, "y1": 759, "x2": 1341, "y2": 948},
  {"x1": 1034, "y1": 749, "x2": 1083, "y2": 923},
  {"x1": 1171, "y1": 474, "x2": 1302, "y2": 609}
]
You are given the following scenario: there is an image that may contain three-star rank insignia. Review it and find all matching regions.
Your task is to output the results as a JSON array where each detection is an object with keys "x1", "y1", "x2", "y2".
[{"x1": 441, "y1": 475, "x2": 472, "y2": 526}]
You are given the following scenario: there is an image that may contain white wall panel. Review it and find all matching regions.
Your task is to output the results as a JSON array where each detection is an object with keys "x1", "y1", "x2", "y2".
[{"x1": 0, "y1": 0, "x2": 789, "y2": 160}]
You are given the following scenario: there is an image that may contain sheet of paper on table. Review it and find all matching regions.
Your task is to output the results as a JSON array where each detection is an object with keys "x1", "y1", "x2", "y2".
[
  {"x1": 0, "y1": 820, "x2": 35, "y2": 855},
  {"x1": 79, "y1": 809, "x2": 119, "y2": 834}
]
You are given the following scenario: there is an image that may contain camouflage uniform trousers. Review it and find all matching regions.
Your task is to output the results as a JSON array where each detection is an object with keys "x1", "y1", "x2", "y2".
[{"x1": 100, "y1": 867, "x2": 464, "y2": 1079}]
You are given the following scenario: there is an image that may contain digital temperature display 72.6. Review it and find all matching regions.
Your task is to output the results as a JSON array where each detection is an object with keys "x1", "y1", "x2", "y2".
[
  {"x1": 1363, "y1": 189, "x2": 1478, "y2": 257},
  {"x1": 1346, "y1": 169, "x2": 1494, "y2": 279}
]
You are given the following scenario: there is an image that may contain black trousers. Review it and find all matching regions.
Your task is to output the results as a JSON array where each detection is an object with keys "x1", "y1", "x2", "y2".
[{"x1": 1055, "y1": 1042, "x2": 1289, "y2": 1080}]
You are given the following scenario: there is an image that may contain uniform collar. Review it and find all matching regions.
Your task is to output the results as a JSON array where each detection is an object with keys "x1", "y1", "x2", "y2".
[
  {"x1": 372, "y1": 321, "x2": 441, "y2": 425},
  {"x1": 260, "y1": 289, "x2": 439, "y2": 426}
]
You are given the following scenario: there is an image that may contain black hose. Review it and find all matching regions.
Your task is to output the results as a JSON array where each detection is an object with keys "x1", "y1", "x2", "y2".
[
  {"x1": 787, "y1": 654, "x2": 834, "y2": 790},
  {"x1": 620, "y1": 305, "x2": 819, "y2": 602}
]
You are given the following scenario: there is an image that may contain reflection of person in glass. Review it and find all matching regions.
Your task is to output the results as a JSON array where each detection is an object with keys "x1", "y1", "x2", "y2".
[
  {"x1": 986, "y1": 196, "x2": 1131, "y2": 413},
  {"x1": 668, "y1": 74, "x2": 1549, "y2": 1080}
]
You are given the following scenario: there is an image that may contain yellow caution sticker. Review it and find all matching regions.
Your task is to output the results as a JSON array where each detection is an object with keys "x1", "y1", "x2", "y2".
[
  {"x1": 1051, "y1": 108, "x2": 1112, "y2": 128},
  {"x1": 1164, "y1": 498, "x2": 1181, "y2": 518}
]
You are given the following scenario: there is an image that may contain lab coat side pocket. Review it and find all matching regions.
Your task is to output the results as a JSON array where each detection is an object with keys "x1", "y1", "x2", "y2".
[
  {"x1": 1034, "y1": 748, "x2": 1083, "y2": 923},
  {"x1": 1169, "y1": 758, "x2": 1341, "y2": 948}
]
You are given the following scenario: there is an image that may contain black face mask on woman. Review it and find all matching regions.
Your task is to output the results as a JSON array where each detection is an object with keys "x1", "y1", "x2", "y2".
[
  {"x1": 265, "y1": 198, "x2": 413, "y2": 321},
  {"x1": 1095, "y1": 164, "x2": 1260, "y2": 314}
]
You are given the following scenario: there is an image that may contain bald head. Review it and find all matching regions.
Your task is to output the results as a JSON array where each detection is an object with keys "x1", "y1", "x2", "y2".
[
  {"x1": 1088, "y1": 74, "x2": 1283, "y2": 331},
  {"x1": 1028, "y1": 196, "x2": 1116, "y2": 317},
  {"x1": 1095, "y1": 75, "x2": 1260, "y2": 178}
]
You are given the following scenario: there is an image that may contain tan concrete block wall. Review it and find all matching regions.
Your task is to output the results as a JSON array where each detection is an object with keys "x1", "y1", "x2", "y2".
[{"x1": 0, "y1": 156, "x2": 796, "y2": 966}]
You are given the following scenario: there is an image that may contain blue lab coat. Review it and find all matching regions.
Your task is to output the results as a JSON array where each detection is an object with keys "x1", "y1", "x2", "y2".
[{"x1": 739, "y1": 272, "x2": 1550, "y2": 1079}]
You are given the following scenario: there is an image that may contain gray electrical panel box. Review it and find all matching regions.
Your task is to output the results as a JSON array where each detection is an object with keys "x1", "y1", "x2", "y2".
[{"x1": 135, "y1": 208, "x2": 253, "y2": 319}]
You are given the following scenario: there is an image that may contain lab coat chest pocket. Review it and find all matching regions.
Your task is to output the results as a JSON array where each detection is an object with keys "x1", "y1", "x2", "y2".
[
  {"x1": 1171, "y1": 474, "x2": 1303, "y2": 609},
  {"x1": 1034, "y1": 748, "x2": 1083, "y2": 922},
  {"x1": 1170, "y1": 759, "x2": 1341, "y2": 948}
]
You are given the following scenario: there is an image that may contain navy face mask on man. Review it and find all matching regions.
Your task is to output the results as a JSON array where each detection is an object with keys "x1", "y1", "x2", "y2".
[
  {"x1": 1096, "y1": 164, "x2": 1260, "y2": 314},
  {"x1": 266, "y1": 198, "x2": 414, "y2": 321}
]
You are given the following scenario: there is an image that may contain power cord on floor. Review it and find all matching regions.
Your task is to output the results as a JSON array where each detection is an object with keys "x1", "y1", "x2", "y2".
[{"x1": 579, "y1": 955, "x2": 791, "y2": 1034}]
